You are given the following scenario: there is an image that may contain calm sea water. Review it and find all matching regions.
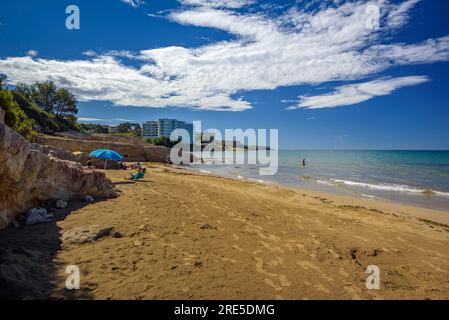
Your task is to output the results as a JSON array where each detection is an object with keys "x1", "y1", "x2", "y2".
[{"x1": 192, "y1": 150, "x2": 449, "y2": 211}]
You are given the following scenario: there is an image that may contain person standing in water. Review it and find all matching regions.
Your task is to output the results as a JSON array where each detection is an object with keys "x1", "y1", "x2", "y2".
[{"x1": 302, "y1": 158, "x2": 306, "y2": 167}]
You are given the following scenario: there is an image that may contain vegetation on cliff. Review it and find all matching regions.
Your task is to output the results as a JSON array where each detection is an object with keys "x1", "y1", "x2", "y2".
[{"x1": 0, "y1": 75, "x2": 81, "y2": 140}]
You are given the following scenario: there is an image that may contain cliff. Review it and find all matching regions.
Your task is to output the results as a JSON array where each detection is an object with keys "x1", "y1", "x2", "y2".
[
  {"x1": 0, "y1": 110, "x2": 117, "y2": 229},
  {"x1": 37, "y1": 133, "x2": 170, "y2": 163}
]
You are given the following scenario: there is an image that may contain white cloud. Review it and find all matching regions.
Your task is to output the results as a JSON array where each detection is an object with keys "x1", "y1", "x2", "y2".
[
  {"x1": 121, "y1": 0, "x2": 146, "y2": 8},
  {"x1": 26, "y1": 50, "x2": 38, "y2": 57},
  {"x1": 0, "y1": 0, "x2": 448, "y2": 111},
  {"x1": 179, "y1": 0, "x2": 254, "y2": 9},
  {"x1": 79, "y1": 117, "x2": 138, "y2": 124},
  {"x1": 386, "y1": 0, "x2": 421, "y2": 28},
  {"x1": 289, "y1": 76, "x2": 430, "y2": 109}
]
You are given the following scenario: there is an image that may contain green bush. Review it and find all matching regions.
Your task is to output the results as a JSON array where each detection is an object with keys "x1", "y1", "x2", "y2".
[
  {"x1": 0, "y1": 90, "x2": 37, "y2": 141},
  {"x1": 12, "y1": 91, "x2": 60, "y2": 133},
  {"x1": 144, "y1": 136, "x2": 179, "y2": 148}
]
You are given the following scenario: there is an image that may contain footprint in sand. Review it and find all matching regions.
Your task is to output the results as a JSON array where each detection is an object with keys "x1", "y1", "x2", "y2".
[
  {"x1": 232, "y1": 245, "x2": 244, "y2": 252},
  {"x1": 278, "y1": 275, "x2": 291, "y2": 287},
  {"x1": 339, "y1": 267, "x2": 349, "y2": 277},
  {"x1": 254, "y1": 257, "x2": 277, "y2": 277},
  {"x1": 314, "y1": 283, "x2": 330, "y2": 294},
  {"x1": 259, "y1": 241, "x2": 285, "y2": 254},
  {"x1": 297, "y1": 261, "x2": 334, "y2": 283},
  {"x1": 221, "y1": 257, "x2": 238, "y2": 264},
  {"x1": 264, "y1": 278, "x2": 283, "y2": 291}
]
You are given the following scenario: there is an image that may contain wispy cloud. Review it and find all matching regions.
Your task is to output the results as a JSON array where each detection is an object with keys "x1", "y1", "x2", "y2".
[
  {"x1": 120, "y1": 0, "x2": 146, "y2": 8},
  {"x1": 0, "y1": 0, "x2": 448, "y2": 111},
  {"x1": 179, "y1": 0, "x2": 254, "y2": 9},
  {"x1": 78, "y1": 117, "x2": 138, "y2": 124},
  {"x1": 288, "y1": 76, "x2": 430, "y2": 109}
]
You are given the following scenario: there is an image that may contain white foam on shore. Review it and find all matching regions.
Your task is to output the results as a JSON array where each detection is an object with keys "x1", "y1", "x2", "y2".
[
  {"x1": 316, "y1": 179, "x2": 334, "y2": 186},
  {"x1": 199, "y1": 169, "x2": 212, "y2": 174},
  {"x1": 329, "y1": 178, "x2": 449, "y2": 197},
  {"x1": 361, "y1": 193, "x2": 380, "y2": 200}
]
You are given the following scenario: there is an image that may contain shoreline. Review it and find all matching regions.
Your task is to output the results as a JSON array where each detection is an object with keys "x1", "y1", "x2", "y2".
[{"x1": 184, "y1": 165, "x2": 449, "y2": 226}]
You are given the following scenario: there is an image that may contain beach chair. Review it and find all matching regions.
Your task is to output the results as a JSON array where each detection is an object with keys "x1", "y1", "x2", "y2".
[{"x1": 131, "y1": 171, "x2": 145, "y2": 181}]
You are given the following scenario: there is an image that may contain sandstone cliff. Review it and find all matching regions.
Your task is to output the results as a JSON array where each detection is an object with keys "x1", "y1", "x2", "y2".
[
  {"x1": 0, "y1": 112, "x2": 117, "y2": 229},
  {"x1": 37, "y1": 133, "x2": 171, "y2": 163}
]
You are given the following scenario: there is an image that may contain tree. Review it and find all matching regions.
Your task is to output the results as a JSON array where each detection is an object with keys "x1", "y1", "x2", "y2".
[
  {"x1": 29, "y1": 81, "x2": 58, "y2": 114},
  {"x1": 14, "y1": 81, "x2": 79, "y2": 132},
  {"x1": 54, "y1": 88, "x2": 78, "y2": 117},
  {"x1": 15, "y1": 81, "x2": 78, "y2": 119},
  {"x1": 116, "y1": 122, "x2": 142, "y2": 137}
]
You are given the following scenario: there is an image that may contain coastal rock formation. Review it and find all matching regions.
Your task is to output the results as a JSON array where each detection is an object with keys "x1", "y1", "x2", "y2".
[
  {"x1": 30, "y1": 143, "x2": 120, "y2": 169},
  {"x1": 0, "y1": 120, "x2": 117, "y2": 229},
  {"x1": 37, "y1": 132, "x2": 171, "y2": 163}
]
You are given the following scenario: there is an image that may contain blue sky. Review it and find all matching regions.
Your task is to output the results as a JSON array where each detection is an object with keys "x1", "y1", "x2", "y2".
[{"x1": 1, "y1": 0, "x2": 449, "y2": 149}]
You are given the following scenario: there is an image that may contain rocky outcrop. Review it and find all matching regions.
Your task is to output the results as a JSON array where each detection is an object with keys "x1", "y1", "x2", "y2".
[
  {"x1": 30, "y1": 144, "x2": 121, "y2": 169},
  {"x1": 0, "y1": 121, "x2": 117, "y2": 229},
  {"x1": 37, "y1": 133, "x2": 170, "y2": 163},
  {"x1": 0, "y1": 107, "x2": 4, "y2": 123}
]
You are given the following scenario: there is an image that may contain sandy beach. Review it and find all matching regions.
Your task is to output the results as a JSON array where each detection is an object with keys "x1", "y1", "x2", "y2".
[{"x1": 1, "y1": 164, "x2": 448, "y2": 300}]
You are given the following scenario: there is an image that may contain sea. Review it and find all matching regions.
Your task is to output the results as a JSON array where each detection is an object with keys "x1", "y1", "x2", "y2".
[{"x1": 191, "y1": 150, "x2": 449, "y2": 211}]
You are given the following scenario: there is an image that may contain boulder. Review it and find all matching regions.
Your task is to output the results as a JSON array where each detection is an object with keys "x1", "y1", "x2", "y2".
[
  {"x1": 61, "y1": 225, "x2": 114, "y2": 244},
  {"x1": 55, "y1": 200, "x2": 68, "y2": 209},
  {"x1": 0, "y1": 121, "x2": 117, "y2": 229},
  {"x1": 25, "y1": 208, "x2": 53, "y2": 226}
]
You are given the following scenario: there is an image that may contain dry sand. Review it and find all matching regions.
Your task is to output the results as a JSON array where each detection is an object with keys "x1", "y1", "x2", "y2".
[{"x1": 1, "y1": 164, "x2": 449, "y2": 300}]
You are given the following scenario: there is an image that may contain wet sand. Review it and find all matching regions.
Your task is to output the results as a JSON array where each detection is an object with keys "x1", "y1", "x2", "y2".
[{"x1": 2, "y1": 164, "x2": 449, "y2": 299}]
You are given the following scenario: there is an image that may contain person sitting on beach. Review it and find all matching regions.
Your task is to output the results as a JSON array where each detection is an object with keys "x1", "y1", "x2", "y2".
[
  {"x1": 86, "y1": 160, "x2": 96, "y2": 171},
  {"x1": 118, "y1": 161, "x2": 128, "y2": 170},
  {"x1": 125, "y1": 166, "x2": 147, "y2": 181}
]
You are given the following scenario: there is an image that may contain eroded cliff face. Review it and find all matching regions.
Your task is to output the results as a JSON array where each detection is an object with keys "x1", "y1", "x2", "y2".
[
  {"x1": 37, "y1": 134, "x2": 171, "y2": 163},
  {"x1": 0, "y1": 112, "x2": 117, "y2": 229}
]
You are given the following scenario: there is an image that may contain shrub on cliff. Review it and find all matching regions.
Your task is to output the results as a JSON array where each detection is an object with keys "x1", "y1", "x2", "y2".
[
  {"x1": 15, "y1": 81, "x2": 80, "y2": 132},
  {"x1": 0, "y1": 89, "x2": 37, "y2": 141},
  {"x1": 144, "y1": 136, "x2": 178, "y2": 148},
  {"x1": 12, "y1": 91, "x2": 60, "y2": 133}
]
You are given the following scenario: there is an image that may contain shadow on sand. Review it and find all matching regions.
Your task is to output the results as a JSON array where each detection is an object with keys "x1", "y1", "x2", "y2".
[{"x1": 0, "y1": 200, "x2": 106, "y2": 300}]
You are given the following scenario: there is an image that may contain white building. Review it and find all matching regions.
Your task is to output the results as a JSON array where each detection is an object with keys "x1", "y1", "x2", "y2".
[
  {"x1": 108, "y1": 126, "x2": 119, "y2": 134},
  {"x1": 142, "y1": 119, "x2": 193, "y2": 142}
]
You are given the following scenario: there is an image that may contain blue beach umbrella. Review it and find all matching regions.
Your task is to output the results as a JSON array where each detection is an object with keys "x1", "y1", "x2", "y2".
[{"x1": 89, "y1": 149, "x2": 124, "y2": 169}]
